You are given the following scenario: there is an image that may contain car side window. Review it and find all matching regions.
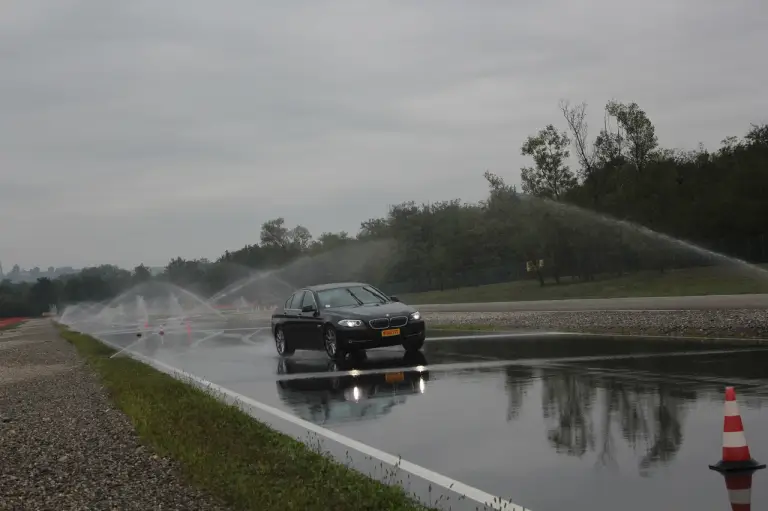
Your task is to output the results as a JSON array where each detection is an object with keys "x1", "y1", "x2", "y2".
[
  {"x1": 284, "y1": 294, "x2": 294, "y2": 310},
  {"x1": 301, "y1": 291, "x2": 316, "y2": 310},
  {"x1": 290, "y1": 291, "x2": 305, "y2": 310}
]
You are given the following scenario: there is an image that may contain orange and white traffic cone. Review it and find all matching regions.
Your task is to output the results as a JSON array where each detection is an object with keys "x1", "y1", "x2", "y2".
[
  {"x1": 721, "y1": 472, "x2": 755, "y2": 511},
  {"x1": 709, "y1": 386, "x2": 766, "y2": 472}
]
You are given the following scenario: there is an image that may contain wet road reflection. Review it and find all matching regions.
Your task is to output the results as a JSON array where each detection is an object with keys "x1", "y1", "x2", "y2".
[
  {"x1": 276, "y1": 352, "x2": 429, "y2": 426},
  {"x1": 93, "y1": 321, "x2": 768, "y2": 511}
]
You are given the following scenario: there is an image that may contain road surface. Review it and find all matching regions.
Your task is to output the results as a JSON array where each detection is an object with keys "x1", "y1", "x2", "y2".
[{"x1": 86, "y1": 318, "x2": 768, "y2": 511}]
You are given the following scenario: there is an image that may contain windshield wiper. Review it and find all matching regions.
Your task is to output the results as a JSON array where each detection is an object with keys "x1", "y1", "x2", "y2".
[
  {"x1": 363, "y1": 286, "x2": 389, "y2": 303},
  {"x1": 345, "y1": 289, "x2": 364, "y2": 306}
]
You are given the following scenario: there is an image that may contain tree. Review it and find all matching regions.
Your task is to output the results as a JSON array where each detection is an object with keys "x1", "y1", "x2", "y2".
[
  {"x1": 132, "y1": 264, "x2": 152, "y2": 284},
  {"x1": 605, "y1": 100, "x2": 658, "y2": 172},
  {"x1": 260, "y1": 218, "x2": 290, "y2": 249},
  {"x1": 163, "y1": 258, "x2": 204, "y2": 287},
  {"x1": 312, "y1": 232, "x2": 352, "y2": 253},
  {"x1": 745, "y1": 123, "x2": 768, "y2": 147},
  {"x1": 287, "y1": 225, "x2": 313, "y2": 251},
  {"x1": 358, "y1": 218, "x2": 390, "y2": 240},
  {"x1": 28, "y1": 277, "x2": 58, "y2": 315},
  {"x1": 520, "y1": 125, "x2": 576, "y2": 200},
  {"x1": 4, "y1": 105, "x2": 768, "y2": 311},
  {"x1": 559, "y1": 100, "x2": 595, "y2": 180}
]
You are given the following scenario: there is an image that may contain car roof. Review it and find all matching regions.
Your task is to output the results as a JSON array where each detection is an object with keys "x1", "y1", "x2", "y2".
[{"x1": 303, "y1": 282, "x2": 370, "y2": 292}]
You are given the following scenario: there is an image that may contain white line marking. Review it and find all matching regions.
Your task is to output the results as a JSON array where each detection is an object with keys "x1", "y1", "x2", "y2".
[
  {"x1": 428, "y1": 332, "x2": 576, "y2": 341},
  {"x1": 271, "y1": 347, "x2": 768, "y2": 383},
  {"x1": 241, "y1": 328, "x2": 268, "y2": 346},
  {"x1": 426, "y1": 308, "x2": 700, "y2": 313},
  {"x1": 191, "y1": 330, "x2": 226, "y2": 348},
  {"x1": 92, "y1": 335, "x2": 527, "y2": 510},
  {"x1": 567, "y1": 331, "x2": 768, "y2": 342},
  {"x1": 110, "y1": 332, "x2": 157, "y2": 359},
  {"x1": 430, "y1": 329, "x2": 768, "y2": 343},
  {"x1": 90, "y1": 326, "x2": 269, "y2": 336}
]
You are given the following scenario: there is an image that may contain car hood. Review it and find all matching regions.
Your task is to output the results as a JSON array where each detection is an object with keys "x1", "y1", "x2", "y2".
[{"x1": 328, "y1": 302, "x2": 416, "y2": 319}]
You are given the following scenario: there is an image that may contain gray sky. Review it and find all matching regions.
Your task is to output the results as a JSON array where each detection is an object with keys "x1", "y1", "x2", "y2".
[{"x1": 1, "y1": 0, "x2": 766, "y2": 270}]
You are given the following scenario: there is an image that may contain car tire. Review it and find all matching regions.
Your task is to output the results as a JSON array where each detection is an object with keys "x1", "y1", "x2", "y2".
[
  {"x1": 323, "y1": 325, "x2": 346, "y2": 361},
  {"x1": 403, "y1": 337, "x2": 425, "y2": 352},
  {"x1": 274, "y1": 326, "x2": 295, "y2": 356}
]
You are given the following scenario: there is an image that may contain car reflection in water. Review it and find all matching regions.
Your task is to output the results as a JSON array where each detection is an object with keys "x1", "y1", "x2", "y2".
[{"x1": 276, "y1": 351, "x2": 429, "y2": 426}]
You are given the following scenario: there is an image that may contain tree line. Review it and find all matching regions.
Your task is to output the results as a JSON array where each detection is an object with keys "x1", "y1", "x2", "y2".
[{"x1": 2, "y1": 99, "x2": 767, "y2": 317}]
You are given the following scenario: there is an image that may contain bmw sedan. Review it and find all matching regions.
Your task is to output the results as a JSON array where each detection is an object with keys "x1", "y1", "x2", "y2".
[{"x1": 270, "y1": 282, "x2": 426, "y2": 360}]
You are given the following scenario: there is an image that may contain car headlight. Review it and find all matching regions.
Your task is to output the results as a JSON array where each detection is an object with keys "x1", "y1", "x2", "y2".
[
  {"x1": 338, "y1": 319, "x2": 363, "y2": 327},
  {"x1": 410, "y1": 311, "x2": 421, "y2": 321}
]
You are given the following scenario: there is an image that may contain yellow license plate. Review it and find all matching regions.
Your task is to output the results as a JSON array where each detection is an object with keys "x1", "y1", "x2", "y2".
[
  {"x1": 381, "y1": 328, "x2": 401, "y2": 337},
  {"x1": 385, "y1": 372, "x2": 405, "y2": 383}
]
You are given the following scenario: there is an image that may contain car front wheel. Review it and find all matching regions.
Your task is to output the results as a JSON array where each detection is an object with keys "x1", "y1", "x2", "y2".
[
  {"x1": 274, "y1": 326, "x2": 295, "y2": 356},
  {"x1": 323, "y1": 326, "x2": 346, "y2": 361}
]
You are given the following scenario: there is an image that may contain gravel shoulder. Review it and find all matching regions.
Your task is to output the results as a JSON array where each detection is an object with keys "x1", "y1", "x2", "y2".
[
  {"x1": 0, "y1": 319, "x2": 229, "y2": 511},
  {"x1": 425, "y1": 308, "x2": 768, "y2": 340}
]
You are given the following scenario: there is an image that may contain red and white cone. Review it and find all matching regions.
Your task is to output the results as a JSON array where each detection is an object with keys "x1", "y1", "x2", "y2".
[
  {"x1": 722, "y1": 472, "x2": 754, "y2": 511},
  {"x1": 709, "y1": 386, "x2": 766, "y2": 472}
]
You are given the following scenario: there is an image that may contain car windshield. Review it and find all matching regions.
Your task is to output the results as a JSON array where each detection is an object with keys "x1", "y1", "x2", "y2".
[{"x1": 316, "y1": 285, "x2": 390, "y2": 308}]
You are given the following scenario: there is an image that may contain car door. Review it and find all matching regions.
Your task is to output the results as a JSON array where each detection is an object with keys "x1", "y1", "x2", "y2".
[
  {"x1": 298, "y1": 290, "x2": 323, "y2": 349},
  {"x1": 280, "y1": 292, "x2": 302, "y2": 345}
]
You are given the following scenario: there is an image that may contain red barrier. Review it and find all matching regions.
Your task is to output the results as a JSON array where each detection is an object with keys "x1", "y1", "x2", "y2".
[{"x1": 0, "y1": 317, "x2": 27, "y2": 328}]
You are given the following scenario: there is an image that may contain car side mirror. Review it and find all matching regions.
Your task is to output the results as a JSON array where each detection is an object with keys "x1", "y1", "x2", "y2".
[
  {"x1": 301, "y1": 304, "x2": 317, "y2": 313},
  {"x1": 390, "y1": 295, "x2": 400, "y2": 302}
]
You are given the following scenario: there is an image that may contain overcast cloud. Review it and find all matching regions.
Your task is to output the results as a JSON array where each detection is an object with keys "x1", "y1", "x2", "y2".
[{"x1": 1, "y1": 0, "x2": 766, "y2": 269}]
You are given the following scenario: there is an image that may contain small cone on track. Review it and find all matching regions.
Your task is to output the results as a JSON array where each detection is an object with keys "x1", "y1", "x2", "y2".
[
  {"x1": 710, "y1": 386, "x2": 766, "y2": 472},
  {"x1": 720, "y1": 472, "x2": 755, "y2": 511}
]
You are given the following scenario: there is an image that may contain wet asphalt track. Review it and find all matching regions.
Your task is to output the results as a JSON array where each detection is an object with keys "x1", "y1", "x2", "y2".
[{"x1": 90, "y1": 317, "x2": 768, "y2": 511}]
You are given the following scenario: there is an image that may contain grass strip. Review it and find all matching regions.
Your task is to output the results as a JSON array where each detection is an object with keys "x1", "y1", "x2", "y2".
[
  {"x1": 59, "y1": 327, "x2": 431, "y2": 511},
  {"x1": 403, "y1": 264, "x2": 768, "y2": 304}
]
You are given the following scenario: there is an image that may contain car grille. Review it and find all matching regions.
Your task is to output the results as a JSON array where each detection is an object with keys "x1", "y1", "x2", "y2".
[
  {"x1": 389, "y1": 316, "x2": 408, "y2": 328},
  {"x1": 369, "y1": 316, "x2": 409, "y2": 329},
  {"x1": 369, "y1": 318, "x2": 390, "y2": 329}
]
